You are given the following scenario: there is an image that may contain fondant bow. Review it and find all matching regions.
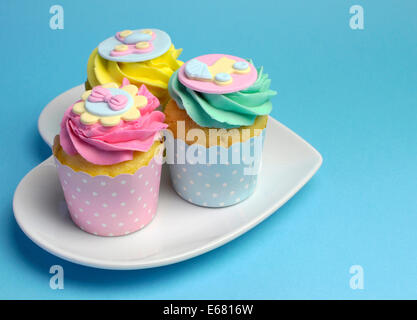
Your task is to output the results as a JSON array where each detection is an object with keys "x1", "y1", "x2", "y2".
[{"x1": 88, "y1": 86, "x2": 128, "y2": 111}]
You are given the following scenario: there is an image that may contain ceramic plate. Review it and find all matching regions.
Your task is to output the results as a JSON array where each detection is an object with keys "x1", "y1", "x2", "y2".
[{"x1": 21, "y1": 85, "x2": 322, "y2": 270}]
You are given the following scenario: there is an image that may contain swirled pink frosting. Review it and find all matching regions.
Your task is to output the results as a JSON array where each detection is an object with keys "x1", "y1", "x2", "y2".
[{"x1": 59, "y1": 84, "x2": 167, "y2": 165}]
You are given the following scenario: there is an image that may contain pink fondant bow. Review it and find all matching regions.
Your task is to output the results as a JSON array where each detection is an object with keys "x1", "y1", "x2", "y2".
[{"x1": 88, "y1": 86, "x2": 128, "y2": 111}]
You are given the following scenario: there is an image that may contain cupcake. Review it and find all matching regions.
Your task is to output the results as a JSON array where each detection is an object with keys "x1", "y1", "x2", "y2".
[
  {"x1": 53, "y1": 79, "x2": 167, "y2": 236},
  {"x1": 86, "y1": 28, "x2": 183, "y2": 106},
  {"x1": 165, "y1": 54, "x2": 276, "y2": 207}
]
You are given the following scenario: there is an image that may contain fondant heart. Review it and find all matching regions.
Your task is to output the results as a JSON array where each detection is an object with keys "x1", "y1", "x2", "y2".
[
  {"x1": 185, "y1": 59, "x2": 212, "y2": 80},
  {"x1": 123, "y1": 32, "x2": 152, "y2": 44}
]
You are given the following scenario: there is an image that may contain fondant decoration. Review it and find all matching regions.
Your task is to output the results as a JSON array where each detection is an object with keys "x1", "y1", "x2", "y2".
[
  {"x1": 165, "y1": 130, "x2": 265, "y2": 207},
  {"x1": 233, "y1": 61, "x2": 250, "y2": 71},
  {"x1": 72, "y1": 83, "x2": 148, "y2": 127},
  {"x1": 214, "y1": 72, "x2": 232, "y2": 85},
  {"x1": 98, "y1": 28, "x2": 171, "y2": 63},
  {"x1": 178, "y1": 54, "x2": 257, "y2": 94},
  {"x1": 55, "y1": 153, "x2": 163, "y2": 237},
  {"x1": 88, "y1": 86, "x2": 130, "y2": 112},
  {"x1": 184, "y1": 59, "x2": 212, "y2": 81}
]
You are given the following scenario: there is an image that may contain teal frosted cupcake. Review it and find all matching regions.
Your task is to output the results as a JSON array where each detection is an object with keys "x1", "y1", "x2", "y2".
[{"x1": 165, "y1": 54, "x2": 276, "y2": 207}]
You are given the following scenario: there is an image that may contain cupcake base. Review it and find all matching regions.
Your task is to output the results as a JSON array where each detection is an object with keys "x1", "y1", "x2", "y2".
[{"x1": 165, "y1": 130, "x2": 265, "y2": 208}]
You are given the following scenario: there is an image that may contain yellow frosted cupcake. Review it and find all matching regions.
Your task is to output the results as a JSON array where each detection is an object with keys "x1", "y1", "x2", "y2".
[
  {"x1": 86, "y1": 28, "x2": 183, "y2": 106},
  {"x1": 53, "y1": 80, "x2": 167, "y2": 236}
]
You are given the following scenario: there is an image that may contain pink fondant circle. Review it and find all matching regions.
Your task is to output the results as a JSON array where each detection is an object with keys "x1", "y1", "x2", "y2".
[{"x1": 178, "y1": 54, "x2": 258, "y2": 94}]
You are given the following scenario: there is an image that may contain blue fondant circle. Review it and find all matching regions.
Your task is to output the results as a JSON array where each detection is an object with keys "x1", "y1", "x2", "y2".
[
  {"x1": 98, "y1": 28, "x2": 171, "y2": 63},
  {"x1": 85, "y1": 88, "x2": 133, "y2": 117},
  {"x1": 233, "y1": 61, "x2": 249, "y2": 70},
  {"x1": 215, "y1": 73, "x2": 231, "y2": 82}
]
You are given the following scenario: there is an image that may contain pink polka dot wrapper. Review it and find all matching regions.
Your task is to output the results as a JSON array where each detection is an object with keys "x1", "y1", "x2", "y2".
[{"x1": 54, "y1": 153, "x2": 163, "y2": 237}]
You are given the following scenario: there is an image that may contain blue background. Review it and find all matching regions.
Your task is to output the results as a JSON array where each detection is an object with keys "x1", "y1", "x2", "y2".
[{"x1": 0, "y1": 0, "x2": 416, "y2": 299}]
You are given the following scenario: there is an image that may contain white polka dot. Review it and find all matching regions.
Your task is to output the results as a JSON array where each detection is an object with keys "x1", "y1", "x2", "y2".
[
  {"x1": 182, "y1": 168, "x2": 187, "y2": 172},
  {"x1": 134, "y1": 218, "x2": 139, "y2": 222},
  {"x1": 82, "y1": 179, "x2": 88, "y2": 184},
  {"x1": 128, "y1": 210, "x2": 133, "y2": 215},
  {"x1": 86, "y1": 221, "x2": 91, "y2": 225},
  {"x1": 203, "y1": 202, "x2": 208, "y2": 206},
  {"x1": 130, "y1": 189, "x2": 135, "y2": 194},
  {"x1": 102, "y1": 203, "x2": 108, "y2": 208},
  {"x1": 92, "y1": 192, "x2": 98, "y2": 196},
  {"x1": 205, "y1": 184, "x2": 210, "y2": 188},
  {"x1": 63, "y1": 180, "x2": 68, "y2": 185},
  {"x1": 100, "y1": 181, "x2": 106, "y2": 186},
  {"x1": 121, "y1": 202, "x2": 126, "y2": 206},
  {"x1": 212, "y1": 193, "x2": 218, "y2": 198},
  {"x1": 245, "y1": 184, "x2": 249, "y2": 189},
  {"x1": 196, "y1": 192, "x2": 201, "y2": 196},
  {"x1": 118, "y1": 222, "x2": 124, "y2": 227},
  {"x1": 183, "y1": 186, "x2": 187, "y2": 191},
  {"x1": 143, "y1": 203, "x2": 147, "y2": 208},
  {"x1": 140, "y1": 224, "x2": 145, "y2": 228},
  {"x1": 189, "y1": 180, "x2": 194, "y2": 185},
  {"x1": 67, "y1": 172, "x2": 71, "y2": 177},
  {"x1": 219, "y1": 202, "x2": 225, "y2": 206},
  {"x1": 76, "y1": 187, "x2": 81, "y2": 192},
  {"x1": 240, "y1": 178, "x2": 244, "y2": 182},
  {"x1": 71, "y1": 194, "x2": 76, "y2": 199},
  {"x1": 230, "y1": 191, "x2": 235, "y2": 195},
  {"x1": 177, "y1": 174, "x2": 182, "y2": 179},
  {"x1": 155, "y1": 171, "x2": 158, "y2": 176},
  {"x1": 215, "y1": 173, "x2": 221, "y2": 177},
  {"x1": 138, "y1": 174, "x2": 143, "y2": 179},
  {"x1": 145, "y1": 181, "x2": 149, "y2": 186},
  {"x1": 188, "y1": 198, "x2": 192, "y2": 202},
  {"x1": 93, "y1": 232, "x2": 98, "y2": 235},
  {"x1": 74, "y1": 214, "x2": 78, "y2": 219},
  {"x1": 94, "y1": 213, "x2": 99, "y2": 217},
  {"x1": 232, "y1": 170, "x2": 237, "y2": 175},
  {"x1": 235, "y1": 198, "x2": 241, "y2": 202},
  {"x1": 137, "y1": 196, "x2": 142, "y2": 201},
  {"x1": 85, "y1": 200, "x2": 90, "y2": 205},
  {"x1": 150, "y1": 187, "x2": 153, "y2": 192},
  {"x1": 111, "y1": 213, "x2": 117, "y2": 218},
  {"x1": 121, "y1": 180, "x2": 126, "y2": 184},
  {"x1": 112, "y1": 192, "x2": 117, "y2": 197},
  {"x1": 222, "y1": 183, "x2": 227, "y2": 187},
  {"x1": 124, "y1": 231, "x2": 130, "y2": 235},
  {"x1": 151, "y1": 164, "x2": 155, "y2": 169},
  {"x1": 102, "y1": 223, "x2": 107, "y2": 228},
  {"x1": 79, "y1": 208, "x2": 84, "y2": 212},
  {"x1": 148, "y1": 209, "x2": 151, "y2": 214},
  {"x1": 197, "y1": 172, "x2": 203, "y2": 176}
]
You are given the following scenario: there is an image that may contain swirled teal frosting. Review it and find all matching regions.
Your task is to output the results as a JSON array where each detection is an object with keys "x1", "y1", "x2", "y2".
[{"x1": 168, "y1": 63, "x2": 276, "y2": 129}]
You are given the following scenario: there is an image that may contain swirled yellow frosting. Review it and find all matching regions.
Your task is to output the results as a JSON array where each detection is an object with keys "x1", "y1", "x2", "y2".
[{"x1": 86, "y1": 45, "x2": 183, "y2": 105}]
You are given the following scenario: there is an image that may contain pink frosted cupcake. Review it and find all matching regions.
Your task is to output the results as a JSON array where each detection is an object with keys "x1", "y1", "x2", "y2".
[{"x1": 53, "y1": 79, "x2": 167, "y2": 236}]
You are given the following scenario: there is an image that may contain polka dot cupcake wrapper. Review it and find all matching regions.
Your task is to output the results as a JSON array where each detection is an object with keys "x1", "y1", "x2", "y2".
[
  {"x1": 165, "y1": 130, "x2": 265, "y2": 207},
  {"x1": 54, "y1": 154, "x2": 163, "y2": 237}
]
